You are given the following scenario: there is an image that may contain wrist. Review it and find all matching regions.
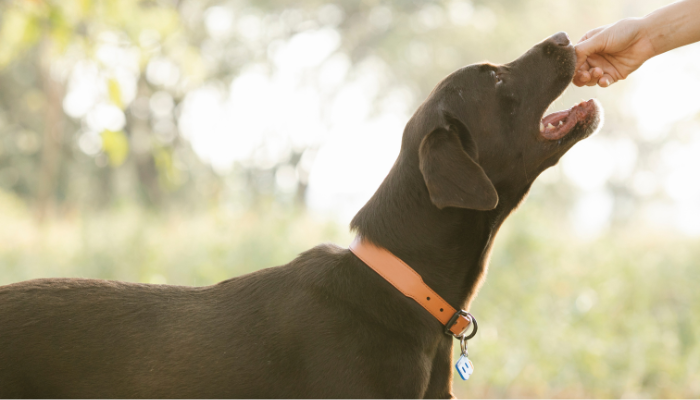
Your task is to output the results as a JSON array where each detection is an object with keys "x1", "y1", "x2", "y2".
[
  {"x1": 636, "y1": 15, "x2": 663, "y2": 57},
  {"x1": 639, "y1": 0, "x2": 699, "y2": 57}
]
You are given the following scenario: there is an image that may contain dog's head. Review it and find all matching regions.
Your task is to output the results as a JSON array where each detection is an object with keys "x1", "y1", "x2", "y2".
[{"x1": 405, "y1": 32, "x2": 602, "y2": 212}]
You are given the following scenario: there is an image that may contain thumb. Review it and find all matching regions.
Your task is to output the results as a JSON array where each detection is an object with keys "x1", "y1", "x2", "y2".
[{"x1": 574, "y1": 26, "x2": 607, "y2": 72}]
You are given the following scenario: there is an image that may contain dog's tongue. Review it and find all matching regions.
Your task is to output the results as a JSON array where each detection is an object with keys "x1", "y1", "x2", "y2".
[{"x1": 540, "y1": 100, "x2": 595, "y2": 140}]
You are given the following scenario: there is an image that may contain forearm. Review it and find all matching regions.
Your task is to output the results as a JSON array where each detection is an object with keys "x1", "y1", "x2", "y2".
[{"x1": 640, "y1": 0, "x2": 700, "y2": 56}]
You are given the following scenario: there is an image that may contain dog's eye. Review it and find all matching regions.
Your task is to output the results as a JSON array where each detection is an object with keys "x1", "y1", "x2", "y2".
[{"x1": 495, "y1": 73, "x2": 504, "y2": 85}]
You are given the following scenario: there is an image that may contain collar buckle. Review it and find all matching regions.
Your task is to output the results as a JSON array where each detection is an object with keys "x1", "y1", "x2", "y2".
[{"x1": 445, "y1": 310, "x2": 478, "y2": 339}]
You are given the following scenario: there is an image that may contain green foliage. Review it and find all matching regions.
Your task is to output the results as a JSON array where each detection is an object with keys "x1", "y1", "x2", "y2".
[
  {"x1": 107, "y1": 78, "x2": 123, "y2": 108},
  {"x1": 100, "y1": 130, "x2": 129, "y2": 166},
  {"x1": 455, "y1": 203, "x2": 700, "y2": 398},
  {"x1": 0, "y1": 5, "x2": 41, "y2": 67},
  {"x1": 153, "y1": 146, "x2": 182, "y2": 189},
  {"x1": 0, "y1": 0, "x2": 202, "y2": 211}
]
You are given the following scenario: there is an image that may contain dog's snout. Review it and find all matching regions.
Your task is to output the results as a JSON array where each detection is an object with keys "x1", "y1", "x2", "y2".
[{"x1": 549, "y1": 32, "x2": 571, "y2": 47}]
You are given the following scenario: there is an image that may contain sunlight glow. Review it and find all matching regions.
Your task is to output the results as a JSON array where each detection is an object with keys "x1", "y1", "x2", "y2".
[
  {"x1": 626, "y1": 46, "x2": 700, "y2": 140},
  {"x1": 56, "y1": 17, "x2": 700, "y2": 237}
]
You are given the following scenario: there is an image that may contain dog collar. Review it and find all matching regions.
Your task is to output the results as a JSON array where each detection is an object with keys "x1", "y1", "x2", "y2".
[{"x1": 349, "y1": 236, "x2": 476, "y2": 338}]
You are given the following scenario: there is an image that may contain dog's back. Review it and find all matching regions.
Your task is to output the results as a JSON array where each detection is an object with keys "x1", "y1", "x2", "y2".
[
  {"x1": 0, "y1": 244, "x2": 388, "y2": 398},
  {"x1": 1, "y1": 277, "x2": 228, "y2": 397}
]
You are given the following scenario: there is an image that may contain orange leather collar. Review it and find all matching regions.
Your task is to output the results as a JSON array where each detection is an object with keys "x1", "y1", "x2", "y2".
[{"x1": 349, "y1": 236, "x2": 472, "y2": 337}]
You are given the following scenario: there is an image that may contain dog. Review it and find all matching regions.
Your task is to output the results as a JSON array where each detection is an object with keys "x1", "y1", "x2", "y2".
[{"x1": 0, "y1": 32, "x2": 601, "y2": 398}]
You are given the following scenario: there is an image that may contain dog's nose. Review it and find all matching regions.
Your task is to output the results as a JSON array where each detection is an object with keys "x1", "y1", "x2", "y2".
[{"x1": 549, "y1": 31, "x2": 571, "y2": 47}]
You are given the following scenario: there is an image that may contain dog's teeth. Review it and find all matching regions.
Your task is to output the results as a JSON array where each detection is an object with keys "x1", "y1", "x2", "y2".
[
  {"x1": 558, "y1": 121, "x2": 564, "y2": 126},
  {"x1": 539, "y1": 122, "x2": 544, "y2": 131},
  {"x1": 546, "y1": 123, "x2": 555, "y2": 130}
]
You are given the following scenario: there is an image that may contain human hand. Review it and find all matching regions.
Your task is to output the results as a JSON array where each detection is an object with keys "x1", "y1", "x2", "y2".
[{"x1": 573, "y1": 18, "x2": 656, "y2": 87}]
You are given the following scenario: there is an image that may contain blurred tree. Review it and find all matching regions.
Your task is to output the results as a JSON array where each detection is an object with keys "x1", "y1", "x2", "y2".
[
  {"x1": 0, "y1": 0, "x2": 686, "y2": 228},
  {"x1": 0, "y1": 0, "x2": 215, "y2": 217},
  {"x1": 2, "y1": 0, "x2": 576, "y2": 216}
]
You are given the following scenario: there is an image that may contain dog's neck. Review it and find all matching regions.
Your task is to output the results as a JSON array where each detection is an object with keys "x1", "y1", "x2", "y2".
[{"x1": 351, "y1": 155, "x2": 512, "y2": 310}]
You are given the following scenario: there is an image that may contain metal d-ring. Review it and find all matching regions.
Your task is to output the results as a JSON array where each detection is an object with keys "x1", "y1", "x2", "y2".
[
  {"x1": 462, "y1": 312, "x2": 478, "y2": 341},
  {"x1": 459, "y1": 313, "x2": 477, "y2": 357},
  {"x1": 445, "y1": 310, "x2": 479, "y2": 339}
]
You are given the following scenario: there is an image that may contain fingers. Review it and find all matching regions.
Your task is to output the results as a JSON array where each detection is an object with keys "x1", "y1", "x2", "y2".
[
  {"x1": 573, "y1": 70, "x2": 590, "y2": 87},
  {"x1": 572, "y1": 50, "x2": 623, "y2": 88},
  {"x1": 573, "y1": 68, "x2": 618, "y2": 88},
  {"x1": 599, "y1": 73, "x2": 615, "y2": 87},
  {"x1": 586, "y1": 67, "x2": 604, "y2": 86},
  {"x1": 574, "y1": 48, "x2": 589, "y2": 74},
  {"x1": 573, "y1": 63, "x2": 602, "y2": 87},
  {"x1": 573, "y1": 65, "x2": 617, "y2": 88},
  {"x1": 578, "y1": 67, "x2": 602, "y2": 87},
  {"x1": 572, "y1": 63, "x2": 591, "y2": 87}
]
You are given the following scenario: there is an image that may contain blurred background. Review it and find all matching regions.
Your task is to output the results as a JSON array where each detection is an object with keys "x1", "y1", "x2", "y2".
[{"x1": 1, "y1": 0, "x2": 699, "y2": 397}]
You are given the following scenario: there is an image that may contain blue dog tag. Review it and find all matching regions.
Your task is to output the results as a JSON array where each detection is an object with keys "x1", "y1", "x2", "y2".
[{"x1": 455, "y1": 354, "x2": 474, "y2": 380}]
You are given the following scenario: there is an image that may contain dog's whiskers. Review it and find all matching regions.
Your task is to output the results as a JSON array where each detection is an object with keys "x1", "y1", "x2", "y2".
[{"x1": 521, "y1": 153, "x2": 530, "y2": 183}]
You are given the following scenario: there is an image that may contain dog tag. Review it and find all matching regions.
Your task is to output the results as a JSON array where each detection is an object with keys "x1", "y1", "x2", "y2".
[{"x1": 455, "y1": 354, "x2": 474, "y2": 380}]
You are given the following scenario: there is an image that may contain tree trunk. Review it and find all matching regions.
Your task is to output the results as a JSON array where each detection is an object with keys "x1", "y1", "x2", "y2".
[{"x1": 35, "y1": 40, "x2": 65, "y2": 223}]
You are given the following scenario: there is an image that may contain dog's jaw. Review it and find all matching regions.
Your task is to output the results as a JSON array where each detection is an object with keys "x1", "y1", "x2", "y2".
[{"x1": 539, "y1": 99, "x2": 601, "y2": 141}]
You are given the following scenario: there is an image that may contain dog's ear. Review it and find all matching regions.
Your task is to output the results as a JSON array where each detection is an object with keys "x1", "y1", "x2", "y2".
[{"x1": 418, "y1": 125, "x2": 499, "y2": 210}]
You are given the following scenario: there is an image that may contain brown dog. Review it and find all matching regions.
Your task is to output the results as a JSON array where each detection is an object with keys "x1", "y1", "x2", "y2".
[{"x1": 0, "y1": 32, "x2": 601, "y2": 398}]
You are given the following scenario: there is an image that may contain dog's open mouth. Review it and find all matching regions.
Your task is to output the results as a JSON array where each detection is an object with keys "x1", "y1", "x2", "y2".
[{"x1": 539, "y1": 99, "x2": 598, "y2": 140}]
